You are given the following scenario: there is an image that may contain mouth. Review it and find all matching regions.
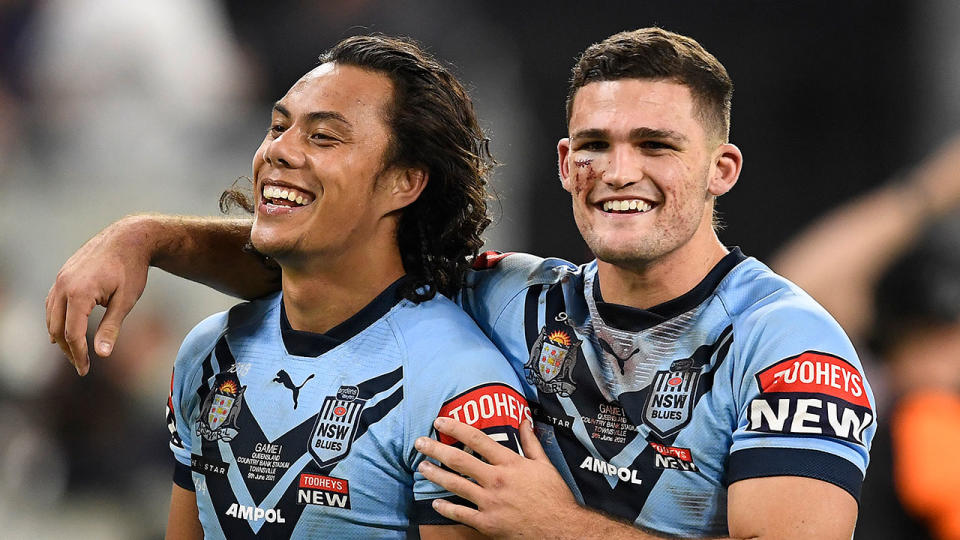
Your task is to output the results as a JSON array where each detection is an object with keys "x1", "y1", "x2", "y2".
[
  {"x1": 596, "y1": 198, "x2": 655, "y2": 215},
  {"x1": 259, "y1": 182, "x2": 316, "y2": 212}
]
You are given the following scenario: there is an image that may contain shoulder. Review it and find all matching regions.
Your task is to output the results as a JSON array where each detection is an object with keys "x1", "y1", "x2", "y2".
[
  {"x1": 719, "y1": 258, "x2": 848, "y2": 342},
  {"x1": 467, "y1": 251, "x2": 579, "y2": 287},
  {"x1": 174, "y1": 293, "x2": 280, "y2": 375},
  {"x1": 393, "y1": 294, "x2": 503, "y2": 356},
  {"x1": 460, "y1": 251, "x2": 582, "y2": 323},
  {"x1": 391, "y1": 294, "x2": 519, "y2": 383}
]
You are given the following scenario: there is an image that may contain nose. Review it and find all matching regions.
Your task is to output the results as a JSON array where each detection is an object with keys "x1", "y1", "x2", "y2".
[
  {"x1": 603, "y1": 144, "x2": 641, "y2": 189},
  {"x1": 263, "y1": 129, "x2": 305, "y2": 169}
]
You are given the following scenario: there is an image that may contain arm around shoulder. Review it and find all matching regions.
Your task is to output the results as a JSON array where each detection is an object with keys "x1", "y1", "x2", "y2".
[{"x1": 46, "y1": 213, "x2": 277, "y2": 374}]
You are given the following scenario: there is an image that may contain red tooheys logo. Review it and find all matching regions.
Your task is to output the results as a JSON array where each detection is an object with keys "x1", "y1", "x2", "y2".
[
  {"x1": 749, "y1": 351, "x2": 874, "y2": 446},
  {"x1": 755, "y1": 351, "x2": 869, "y2": 408},
  {"x1": 436, "y1": 384, "x2": 530, "y2": 445}
]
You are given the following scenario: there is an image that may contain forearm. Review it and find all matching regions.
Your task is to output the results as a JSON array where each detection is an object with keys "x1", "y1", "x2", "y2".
[{"x1": 124, "y1": 213, "x2": 280, "y2": 299}]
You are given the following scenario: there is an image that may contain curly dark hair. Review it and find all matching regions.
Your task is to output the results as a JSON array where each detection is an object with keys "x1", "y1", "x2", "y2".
[
  {"x1": 566, "y1": 27, "x2": 733, "y2": 143},
  {"x1": 221, "y1": 34, "x2": 494, "y2": 303}
]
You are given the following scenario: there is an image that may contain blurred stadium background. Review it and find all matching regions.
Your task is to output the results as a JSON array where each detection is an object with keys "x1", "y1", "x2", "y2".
[{"x1": 1, "y1": 0, "x2": 959, "y2": 537}]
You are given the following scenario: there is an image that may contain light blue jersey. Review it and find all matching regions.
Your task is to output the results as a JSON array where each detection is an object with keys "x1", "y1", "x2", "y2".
[
  {"x1": 167, "y1": 279, "x2": 529, "y2": 538},
  {"x1": 460, "y1": 248, "x2": 875, "y2": 537}
]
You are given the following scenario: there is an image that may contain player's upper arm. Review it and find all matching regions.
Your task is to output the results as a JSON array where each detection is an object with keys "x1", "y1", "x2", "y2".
[
  {"x1": 728, "y1": 294, "x2": 875, "y2": 502},
  {"x1": 727, "y1": 476, "x2": 857, "y2": 540},
  {"x1": 419, "y1": 524, "x2": 487, "y2": 539},
  {"x1": 166, "y1": 483, "x2": 203, "y2": 540},
  {"x1": 396, "y1": 298, "x2": 530, "y2": 525},
  {"x1": 168, "y1": 310, "x2": 231, "y2": 468}
]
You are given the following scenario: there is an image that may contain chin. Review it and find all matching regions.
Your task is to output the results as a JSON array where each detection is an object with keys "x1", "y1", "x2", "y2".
[
  {"x1": 589, "y1": 237, "x2": 669, "y2": 267},
  {"x1": 250, "y1": 230, "x2": 296, "y2": 262}
]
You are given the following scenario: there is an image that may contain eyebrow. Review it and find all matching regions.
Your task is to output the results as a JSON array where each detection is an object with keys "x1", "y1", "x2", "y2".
[
  {"x1": 273, "y1": 103, "x2": 352, "y2": 130},
  {"x1": 571, "y1": 127, "x2": 688, "y2": 144}
]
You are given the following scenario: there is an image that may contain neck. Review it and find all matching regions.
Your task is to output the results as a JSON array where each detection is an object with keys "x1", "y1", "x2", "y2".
[
  {"x1": 280, "y1": 242, "x2": 406, "y2": 335},
  {"x1": 597, "y1": 232, "x2": 727, "y2": 310}
]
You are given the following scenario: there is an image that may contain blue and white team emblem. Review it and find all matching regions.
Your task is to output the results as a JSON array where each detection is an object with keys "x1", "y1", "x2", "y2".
[
  {"x1": 642, "y1": 369, "x2": 700, "y2": 438},
  {"x1": 198, "y1": 375, "x2": 245, "y2": 442},
  {"x1": 526, "y1": 326, "x2": 579, "y2": 397},
  {"x1": 309, "y1": 386, "x2": 366, "y2": 468}
]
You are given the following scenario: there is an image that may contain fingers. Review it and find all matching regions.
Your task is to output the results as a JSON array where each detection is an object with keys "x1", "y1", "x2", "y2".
[
  {"x1": 46, "y1": 290, "x2": 74, "y2": 366},
  {"x1": 63, "y1": 294, "x2": 95, "y2": 376},
  {"x1": 94, "y1": 291, "x2": 135, "y2": 357},
  {"x1": 415, "y1": 431, "x2": 493, "y2": 483},
  {"x1": 431, "y1": 417, "x2": 516, "y2": 466},
  {"x1": 430, "y1": 498, "x2": 483, "y2": 530},
  {"x1": 518, "y1": 419, "x2": 547, "y2": 461},
  {"x1": 45, "y1": 285, "x2": 55, "y2": 340},
  {"x1": 417, "y1": 460, "x2": 484, "y2": 503}
]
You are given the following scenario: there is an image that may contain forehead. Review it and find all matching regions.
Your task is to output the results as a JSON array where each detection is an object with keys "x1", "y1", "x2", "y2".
[
  {"x1": 279, "y1": 62, "x2": 394, "y2": 122},
  {"x1": 569, "y1": 79, "x2": 702, "y2": 137}
]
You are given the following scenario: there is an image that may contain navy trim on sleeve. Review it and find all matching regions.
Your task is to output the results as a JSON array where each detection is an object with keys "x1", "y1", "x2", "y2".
[
  {"x1": 727, "y1": 447, "x2": 863, "y2": 501},
  {"x1": 413, "y1": 496, "x2": 475, "y2": 525},
  {"x1": 173, "y1": 461, "x2": 195, "y2": 491}
]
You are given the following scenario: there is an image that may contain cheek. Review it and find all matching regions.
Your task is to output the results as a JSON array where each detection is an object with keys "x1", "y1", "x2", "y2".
[{"x1": 572, "y1": 158, "x2": 605, "y2": 196}]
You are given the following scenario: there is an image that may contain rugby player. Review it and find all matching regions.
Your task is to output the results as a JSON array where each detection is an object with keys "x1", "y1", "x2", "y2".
[
  {"x1": 150, "y1": 35, "x2": 527, "y2": 539},
  {"x1": 47, "y1": 28, "x2": 873, "y2": 539}
]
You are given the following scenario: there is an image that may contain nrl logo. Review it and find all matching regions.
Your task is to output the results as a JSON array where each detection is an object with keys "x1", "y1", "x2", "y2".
[
  {"x1": 525, "y1": 325, "x2": 579, "y2": 397},
  {"x1": 309, "y1": 386, "x2": 366, "y2": 468},
  {"x1": 198, "y1": 375, "x2": 246, "y2": 442}
]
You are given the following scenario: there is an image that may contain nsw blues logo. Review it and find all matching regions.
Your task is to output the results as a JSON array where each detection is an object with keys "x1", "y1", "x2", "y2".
[
  {"x1": 525, "y1": 320, "x2": 579, "y2": 397},
  {"x1": 642, "y1": 368, "x2": 700, "y2": 438},
  {"x1": 198, "y1": 373, "x2": 246, "y2": 442},
  {"x1": 309, "y1": 386, "x2": 366, "y2": 468}
]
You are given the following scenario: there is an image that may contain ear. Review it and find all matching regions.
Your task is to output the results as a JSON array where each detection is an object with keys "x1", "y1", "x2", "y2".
[
  {"x1": 557, "y1": 138, "x2": 574, "y2": 193},
  {"x1": 386, "y1": 167, "x2": 429, "y2": 213},
  {"x1": 707, "y1": 143, "x2": 743, "y2": 197}
]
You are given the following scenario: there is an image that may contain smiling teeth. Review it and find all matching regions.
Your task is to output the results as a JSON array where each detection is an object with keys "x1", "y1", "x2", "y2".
[
  {"x1": 603, "y1": 199, "x2": 652, "y2": 213},
  {"x1": 262, "y1": 185, "x2": 311, "y2": 206}
]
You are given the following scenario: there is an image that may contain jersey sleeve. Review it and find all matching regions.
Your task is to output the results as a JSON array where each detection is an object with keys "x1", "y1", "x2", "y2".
[
  {"x1": 167, "y1": 311, "x2": 228, "y2": 491},
  {"x1": 727, "y1": 298, "x2": 876, "y2": 501},
  {"x1": 457, "y1": 251, "x2": 551, "y2": 335},
  {"x1": 397, "y1": 312, "x2": 532, "y2": 525}
]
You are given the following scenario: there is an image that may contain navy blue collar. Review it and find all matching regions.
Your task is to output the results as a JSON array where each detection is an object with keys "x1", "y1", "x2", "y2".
[
  {"x1": 280, "y1": 276, "x2": 409, "y2": 357},
  {"x1": 593, "y1": 248, "x2": 746, "y2": 332}
]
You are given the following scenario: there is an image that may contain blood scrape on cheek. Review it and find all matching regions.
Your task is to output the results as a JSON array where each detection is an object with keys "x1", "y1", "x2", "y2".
[{"x1": 572, "y1": 158, "x2": 604, "y2": 195}]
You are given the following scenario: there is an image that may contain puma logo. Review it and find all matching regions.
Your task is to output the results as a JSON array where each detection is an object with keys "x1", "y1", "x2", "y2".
[
  {"x1": 273, "y1": 370, "x2": 315, "y2": 409},
  {"x1": 598, "y1": 338, "x2": 640, "y2": 375}
]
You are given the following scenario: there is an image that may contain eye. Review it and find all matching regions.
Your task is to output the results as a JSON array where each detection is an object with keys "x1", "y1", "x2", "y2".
[
  {"x1": 640, "y1": 141, "x2": 675, "y2": 151},
  {"x1": 577, "y1": 140, "x2": 608, "y2": 151},
  {"x1": 268, "y1": 123, "x2": 286, "y2": 137},
  {"x1": 311, "y1": 132, "x2": 340, "y2": 145}
]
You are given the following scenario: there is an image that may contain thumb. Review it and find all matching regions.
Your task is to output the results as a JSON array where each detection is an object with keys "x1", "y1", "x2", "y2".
[
  {"x1": 518, "y1": 419, "x2": 547, "y2": 460},
  {"x1": 94, "y1": 293, "x2": 135, "y2": 357}
]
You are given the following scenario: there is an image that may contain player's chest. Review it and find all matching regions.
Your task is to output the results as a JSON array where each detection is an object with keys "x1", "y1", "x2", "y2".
[
  {"x1": 521, "y1": 299, "x2": 737, "y2": 478},
  {"x1": 190, "y1": 357, "x2": 407, "y2": 504}
]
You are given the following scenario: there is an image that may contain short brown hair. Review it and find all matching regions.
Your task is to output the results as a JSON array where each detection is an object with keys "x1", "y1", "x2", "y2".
[{"x1": 566, "y1": 27, "x2": 733, "y2": 142}]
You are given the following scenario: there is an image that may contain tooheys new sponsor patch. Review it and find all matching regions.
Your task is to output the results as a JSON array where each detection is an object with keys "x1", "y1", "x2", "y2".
[
  {"x1": 747, "y1": 351, "x2": 874, "y2": 445},
  {"x1": 297, "y1": 473, "x2": 351, "y2": 509},
  {"x1": 436, "y1": 384, "x2": 531, "y2": 452}
]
